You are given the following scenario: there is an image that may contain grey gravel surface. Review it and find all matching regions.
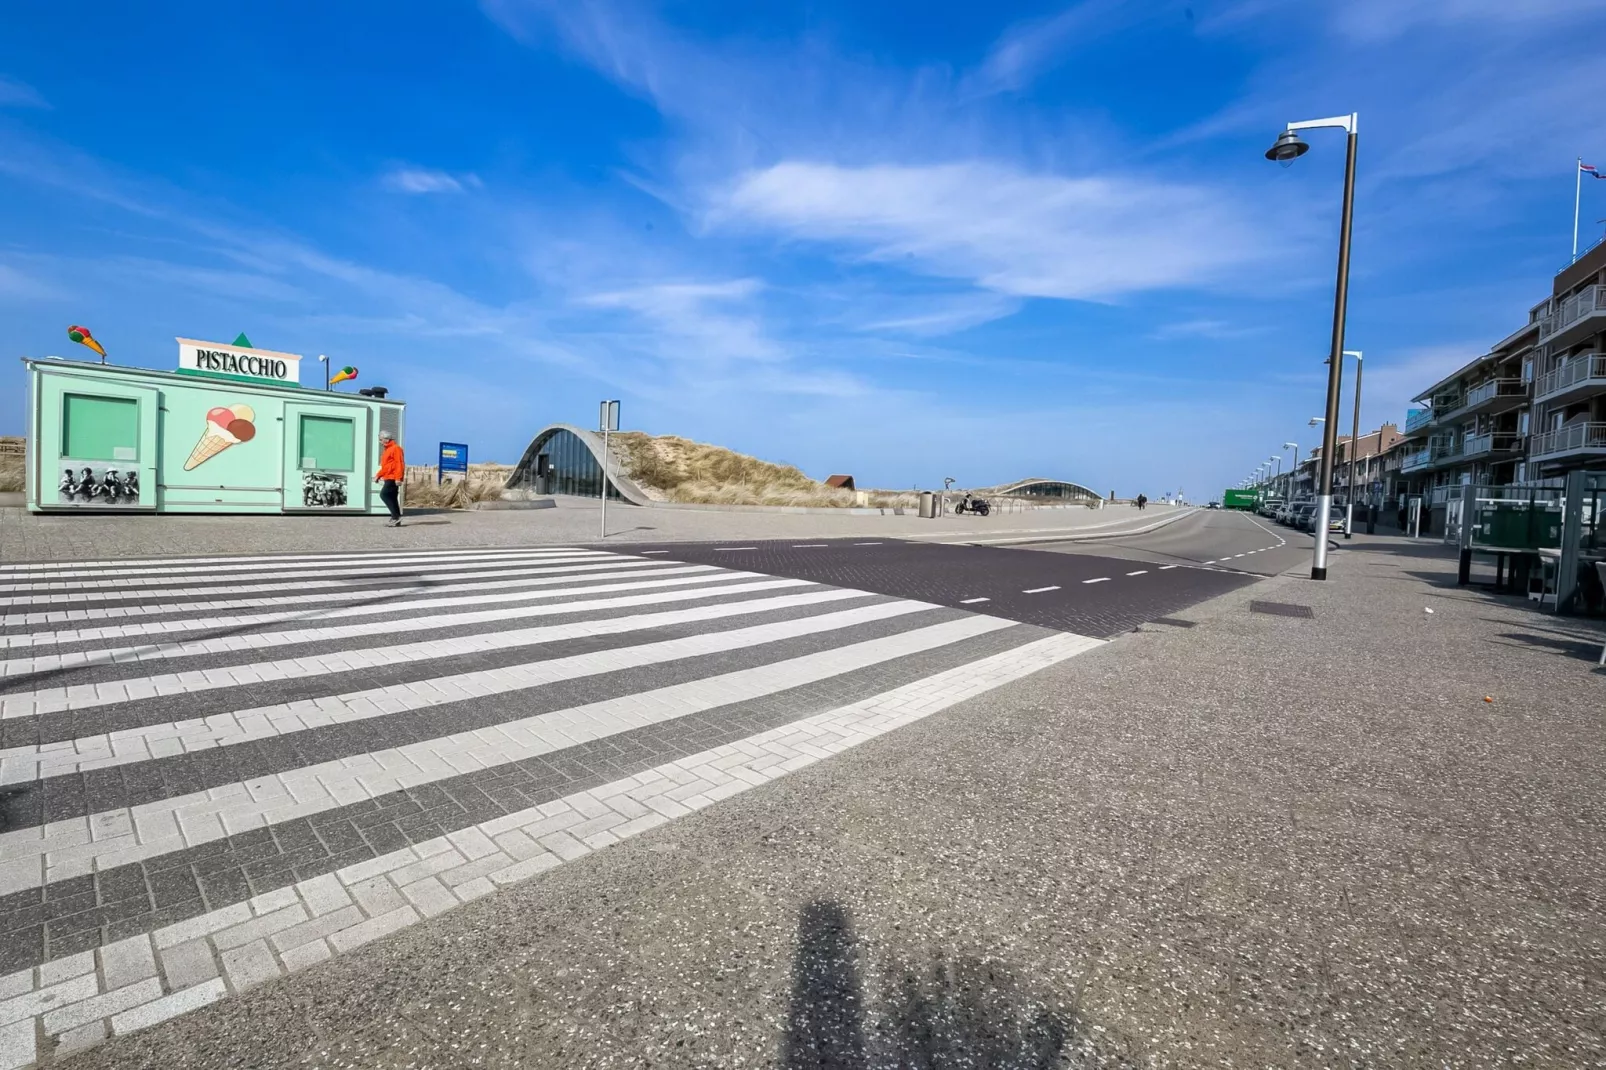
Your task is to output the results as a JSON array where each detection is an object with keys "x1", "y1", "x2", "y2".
[
  {"x1": 0, "y1": 500, "x2": 1169, "y2": 563},
  {"x1": 57, "y1": 535, "x2": 1606, "y2": 1069}
]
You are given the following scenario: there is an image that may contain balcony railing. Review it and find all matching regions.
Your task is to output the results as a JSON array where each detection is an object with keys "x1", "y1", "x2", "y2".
[
  {"x1": 1401, "y1": 448, "x2": 1433, "y2": 472},
  {"x1": 1534, "y1": 354, "x2": 1606, "y2": 403},
  {"x1": 1530, "y1": 422, "x2": 1606, "y2": 459},
  {"x1": 1431, "y1": 394, "x2": 1467, "y2": 421},
  {"x1": 1461, "y1": 432, "x2": 1526, "y2": 459},
  {"x1": 1405, "y1": 408, "x2": 1433, "y2": 433},
  {"x1": 1463, "y1": 377, "x2": 1529, "y2": 409},
  {"x1": 1539, "y1": 284, "x2": 1606, "y2": 340}
]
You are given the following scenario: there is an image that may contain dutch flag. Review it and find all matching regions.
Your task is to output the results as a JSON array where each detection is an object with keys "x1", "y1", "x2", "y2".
[{"x1": 1584, "y1": 162, "x2": 1606, "y2": 179}]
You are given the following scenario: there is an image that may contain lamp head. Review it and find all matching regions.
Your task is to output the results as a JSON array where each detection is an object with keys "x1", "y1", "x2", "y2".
[
  {"x1": 1309, "y1": 417, "x2": 1325, "y2": 427},
  {"x1": 1266, "y1": 129, "x2": 1309, "y2": 167}
]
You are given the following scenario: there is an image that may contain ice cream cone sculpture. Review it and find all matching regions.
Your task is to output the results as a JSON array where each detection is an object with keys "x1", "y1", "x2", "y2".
[
  {"x1": 330, "y1": 365, "x2": 358, "y2": 385},
  {"x1": 184, "y1": 404, "x2": 257, "y2": 470}
]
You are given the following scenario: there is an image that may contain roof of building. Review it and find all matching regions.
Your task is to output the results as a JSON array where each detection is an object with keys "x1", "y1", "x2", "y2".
[{"x1": 824, "y1": 474, "x2": 855, "y2": 490}]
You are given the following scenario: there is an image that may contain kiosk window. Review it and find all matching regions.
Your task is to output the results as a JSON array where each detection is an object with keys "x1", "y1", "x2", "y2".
[
  {"x1": 298, "y1": 415, "x2": 355, "y2": 470},
  {"x1": 62, "y1": 394, "x2": 138, "y2": 461}
]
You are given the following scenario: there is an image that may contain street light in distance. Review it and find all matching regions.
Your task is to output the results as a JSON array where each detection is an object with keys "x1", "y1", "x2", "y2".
[{"x1": 1268, "y1": 111, "x2": 1359, "y2": 581}]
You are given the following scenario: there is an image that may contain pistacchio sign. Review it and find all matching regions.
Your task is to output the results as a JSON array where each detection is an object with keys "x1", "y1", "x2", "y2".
[{"x1": 177, "y1": 338, "x2": 302, "y2": 386}]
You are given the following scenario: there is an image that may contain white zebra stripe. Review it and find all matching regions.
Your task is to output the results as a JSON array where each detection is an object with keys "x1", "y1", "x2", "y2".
[
  {"x1": 0, "y1": 576, "x2": 824, "y2": 677},
  {"x1": 0, "y1": 583, "x2": 903, "y2": 718},
  {"x1": 0, "y1": 545, "x2": 600, "y2": 575},
  {"x1": 0, "y1": 551, "x2": 617, "y2": 599},
  {"x1": 0, "y1": 587, "x2": 889, "y2": 785},
  {"x1": 0, "y1": 559, "x2": 698, "y2": 633},
  {"x1": 0, "y1": 613, "x2": 1014, "y2": 892},
  {"x1": 1, "y1": 566, "x2": 735, "y2": 651},
  {"x1": 0, "y1": 557, "x2": 682, "y2": 614}
]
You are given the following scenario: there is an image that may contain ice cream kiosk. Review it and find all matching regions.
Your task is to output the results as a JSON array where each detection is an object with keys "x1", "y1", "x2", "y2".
[{"x1": 23, "y1": 338, "x2": 404, "y2": 514}]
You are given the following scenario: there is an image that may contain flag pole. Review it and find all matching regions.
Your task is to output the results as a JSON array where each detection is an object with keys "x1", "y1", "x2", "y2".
[{"x1": 1575, "y1": 157, "x2": 1583, "y2": 262}]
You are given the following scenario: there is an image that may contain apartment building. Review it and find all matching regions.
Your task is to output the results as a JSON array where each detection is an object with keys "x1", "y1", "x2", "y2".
[
  {"x1": 1401, "y1": 318, "x2": 1537, "y2": 510},
  {"x1": 1274, "y1": 423, "x2": 1401, "y2": 506},
  {"x1": 1529, "y1": 241, "x2": 1606, "y2": 474}
]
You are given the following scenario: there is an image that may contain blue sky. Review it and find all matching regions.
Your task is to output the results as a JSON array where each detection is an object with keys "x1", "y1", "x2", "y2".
[{"x1": 4, "y1": 0, "x2": 1605, "y2": 497}]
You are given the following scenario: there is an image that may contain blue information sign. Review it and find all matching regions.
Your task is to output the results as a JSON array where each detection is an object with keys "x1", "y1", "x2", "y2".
[{"x1": 438, "y1": 442, "x2": 468, "y2": 483}]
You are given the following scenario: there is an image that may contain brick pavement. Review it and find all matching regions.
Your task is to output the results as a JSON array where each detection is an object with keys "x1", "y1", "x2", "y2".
[{"x1": 0, "y1": 544, "x2": 1103, "y2": 1067}]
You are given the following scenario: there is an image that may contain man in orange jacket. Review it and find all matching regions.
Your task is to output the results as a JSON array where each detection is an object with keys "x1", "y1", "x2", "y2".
[{"x1": 375, "y1": 432, "x2": 405, "y2": 526}]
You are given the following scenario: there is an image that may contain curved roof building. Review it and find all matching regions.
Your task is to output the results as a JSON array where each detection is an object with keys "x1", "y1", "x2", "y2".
[
  {"x1": 504, "y1": 423, "x2": 653, "y2": 505},
  {"x1": 985, "y1": 477, "x2": 1102, "y2": 501}
]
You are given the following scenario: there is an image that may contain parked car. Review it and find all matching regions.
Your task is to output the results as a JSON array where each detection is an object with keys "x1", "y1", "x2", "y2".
[
  {"x1": 1290, "y1": 503, "x2": 1318, "y2": 531},
  {"x1": 1205, "y1": 501, "x2": 1221, "y2": 509}
]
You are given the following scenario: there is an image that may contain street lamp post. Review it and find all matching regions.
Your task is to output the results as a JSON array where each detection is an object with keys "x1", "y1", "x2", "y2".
[
  {"x1": 1343, "y1": 349, "x2": 1363, "y2": 539},
  {"x1": 1268, "y1": 112, "x2": 1359, "y2": 580},
  {"x1": 1282, "y1": 442, "x2": 1298, "y2": 502}
]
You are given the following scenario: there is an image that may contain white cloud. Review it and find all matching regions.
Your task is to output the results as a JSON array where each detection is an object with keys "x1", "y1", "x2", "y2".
[
  {"x1": 578, "y1": 278, "x2": 785, "y2": 363},
  {"x1": 381, "y1": 167, "x2": 479, "y2": 194},
  {"x1": 715, "y1": 160, "x2": 1274, "y2": 301},
  {"x1": 0, "y1": 76, "x2": 48, "y2": 109},
  {"x1": 1149, "y1": 318, "x2": 1269, "y2": 341}
]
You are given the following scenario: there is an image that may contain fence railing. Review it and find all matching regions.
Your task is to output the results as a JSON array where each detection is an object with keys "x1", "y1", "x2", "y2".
[
  {"x1": 1461, "y1": 432, "x2": 1525, "y2": 459},
  {"x1": 1464, "y1": 377, "x2": 1528, "y2": 408},
  {"x1": 1534, "y1": 354, "x2": 1606, "y2": 402},
  {"x1": 1540, "y1": 284, "x2": 1605, "y2": 339},
  {"x1": 1405, "y1": 408, "x2": 1434, "y2": 433},
  {"x1": 1530, "y1": 422, "x2": 1606, "y2": 459}
]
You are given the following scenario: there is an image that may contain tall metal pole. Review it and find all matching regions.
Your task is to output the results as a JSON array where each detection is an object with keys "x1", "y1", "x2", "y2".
[
  {"x1": 600, "y1": 424, "x2": 609, "y2": 540},
  {"x1": 1311, "y1": 127, "x2": 1357, "y2": 581},
  {"x1": 1346, "y1": 353, "x2": 1362, "y2": 539},
  {"x1": 1575, "y1": 158, "x2": 1584, "y2": 262}
]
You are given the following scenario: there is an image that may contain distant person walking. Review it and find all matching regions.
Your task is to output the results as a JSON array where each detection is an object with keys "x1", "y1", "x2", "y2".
[
  {"x1": 1136, "y1": 493, "x2": 1147, "y2": 511},
  {"x1": 376, "y1": 432, "x2": 405, "y2": 527}
]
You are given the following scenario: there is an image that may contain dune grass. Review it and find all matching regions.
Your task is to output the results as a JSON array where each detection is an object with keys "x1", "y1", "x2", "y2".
[
  {"x1": 403, "y1": 463, "x2": 508, "y2": 509},
  {"x1": 0, "y1": 438, "x2": 24, "y2": 493},
  {"x1": 611, "y1": 432, "x2": 916, "y2": 508}
]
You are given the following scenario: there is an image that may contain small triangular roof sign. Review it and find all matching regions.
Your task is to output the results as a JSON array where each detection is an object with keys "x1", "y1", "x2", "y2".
[{"x1": 233, "y1": 333, "x2": 253, "y2": 348}]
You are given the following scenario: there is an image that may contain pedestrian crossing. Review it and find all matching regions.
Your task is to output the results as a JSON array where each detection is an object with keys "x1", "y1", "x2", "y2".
[{"x1": 0, "y1": 545, "x2": 1102, "y2": 1067}]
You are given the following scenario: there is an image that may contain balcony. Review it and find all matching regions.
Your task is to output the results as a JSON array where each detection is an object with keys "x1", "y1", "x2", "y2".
[
  {"x1": 1400, "y1": 447, "x2": 1433, "y2": 473},
  {"x1": 1430, "y1": 394, "x2": 1467, "y2": 422},
  {"x1": 1533, "y1": 354, "x2": 1606, "y2": 405},
  {"x1": 1460, "y1": 432, "x2": 1526, "y2": 459},
  {"x1": 1530, "y1": 421, "x2": 1606, "y2": 461},
  {"x1": 1461, "y1": 377, "x2": 1530, "y2": 415},
  {"x1": 1538, "y1": 284, "x2": 1606, "y2": 347},
  {"x1": 1405, "y1": 408, "x2": 1433, "y2": 434}
]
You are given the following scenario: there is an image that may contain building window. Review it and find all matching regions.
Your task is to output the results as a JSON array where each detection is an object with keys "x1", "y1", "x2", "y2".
[
  {"x1": 62, "y1": 394, "x2": 138, "y2": 461},
  {"x1": 299, "y1": 415, "x2": 356, "y2": 471},
  {"x1": 517, "y1": 428, "x2": 622, "y2": 499}
]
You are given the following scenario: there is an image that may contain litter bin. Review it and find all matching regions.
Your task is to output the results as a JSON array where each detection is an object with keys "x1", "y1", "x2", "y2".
[{"x1": 918, "y1": 491, "x2": 936, "y2": 519}]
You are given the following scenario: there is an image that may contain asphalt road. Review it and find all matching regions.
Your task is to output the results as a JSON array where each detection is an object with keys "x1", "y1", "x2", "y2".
[
  {"x1": 618, "y1": 510, "x2": 1297, "y2": 639},
  {"x1": 1018, "y1": 506, "x2": 1318, "y2": 577}
]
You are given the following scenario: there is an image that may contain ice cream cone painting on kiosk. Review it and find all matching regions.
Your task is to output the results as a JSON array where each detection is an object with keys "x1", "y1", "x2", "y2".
[{"x1": 184, "y1": 404, "x2": 256, "y2": 470}]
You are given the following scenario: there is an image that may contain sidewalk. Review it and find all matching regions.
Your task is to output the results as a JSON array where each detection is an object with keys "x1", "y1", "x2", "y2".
[
  {"x1": 58, "y1": 536, "x2": 1606, "y2": 1069},
  {"x1": 0, "y1": 499, "x2": 1184, "y2": 563}
]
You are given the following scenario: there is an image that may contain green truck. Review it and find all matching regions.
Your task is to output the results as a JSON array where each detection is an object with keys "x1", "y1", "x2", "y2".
[{"x1": 1222, "y1": 489, "x2": 1259, "y2": 511}]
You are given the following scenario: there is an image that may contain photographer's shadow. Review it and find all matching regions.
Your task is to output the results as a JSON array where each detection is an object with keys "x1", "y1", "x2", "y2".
[{"x1": 784, "y1": 899, "x2": 1100, "y2": 1069}]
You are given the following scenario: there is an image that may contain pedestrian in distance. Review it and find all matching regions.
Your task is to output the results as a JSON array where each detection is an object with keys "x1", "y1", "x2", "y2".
[
  {"x1": 1136, "y1": 493, "x2": 1147, "y2": 511},
  {"x1": 375, "y1": 432, "x2": 405, "y2": 527}
]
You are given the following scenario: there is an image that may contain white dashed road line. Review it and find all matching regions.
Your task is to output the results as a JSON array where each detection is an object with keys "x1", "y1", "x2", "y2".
[
  {"x1": 1159, "y1": 565, "x2": 1179, "y2": 570},
  {"x1": 792, "y1": 544, "x2": 829, "y2": 548},
  {"x1": 959, "y1": 597, "x2": 990, "y2": 604},
  {"x1": 714, "y1": 547, "x2": 758, "y2": 552},
  {"x1": 1082, "y1": 578, "x2": 1110, "y2": 585},
  {"x1": 1126, "y1": 570, "x2": 1148, "y2": 576},
  {"x1": 1021, "y1": 586, "x2": 1060, "y2": 594}
]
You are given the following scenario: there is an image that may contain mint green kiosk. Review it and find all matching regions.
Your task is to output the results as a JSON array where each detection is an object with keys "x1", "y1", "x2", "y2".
[{"x1": 23, "y1": 338, "x2": 404, "y2": 514}]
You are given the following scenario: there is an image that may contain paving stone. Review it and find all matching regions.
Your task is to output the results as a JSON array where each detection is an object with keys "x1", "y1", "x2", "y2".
[
  {"x1": 110, "y1": 978, "x2": 225, "y2": 1035},
  {"x1": 41, "y1": 977, "x2": 163, "y2": 1033},
  {"x1": 158, "y1": 939, "x2": 219, "y2": 990},
  {"x1": 97, "y1": 934, "x2": 156, "y2": 990},
  {"x1": 219, "y1": 940, "x2": 280, "y2": 993},
  {"x1": 326, "y1": 906, "x2": 419, "y2": 954}
]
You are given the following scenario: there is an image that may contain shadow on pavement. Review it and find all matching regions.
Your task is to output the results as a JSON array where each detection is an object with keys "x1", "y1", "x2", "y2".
[
  {"x1": 784, "y1": 899, "x2": 1122, "y2": 1069},
  {"x1": 1494, "y1": 630, "x2": 1606, "y2": 663}
]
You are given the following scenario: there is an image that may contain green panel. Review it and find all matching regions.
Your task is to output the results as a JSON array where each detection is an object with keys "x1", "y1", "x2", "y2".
[
  {"x1": 298, "y1": 415, "x2": 355, "y2": 471},
  {"x1": 62, "y1": 394, "x2": 138, "y2": 461}
]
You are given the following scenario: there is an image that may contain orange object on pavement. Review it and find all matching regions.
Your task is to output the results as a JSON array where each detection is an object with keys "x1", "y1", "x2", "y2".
[{"x1": 376, "y1": 440, "x2": 405, "y2": 481}]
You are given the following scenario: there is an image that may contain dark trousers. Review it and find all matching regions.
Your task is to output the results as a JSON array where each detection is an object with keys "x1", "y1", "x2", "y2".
[{"x1": 380, "y1": 480, "x2": 401, "y2": 520}]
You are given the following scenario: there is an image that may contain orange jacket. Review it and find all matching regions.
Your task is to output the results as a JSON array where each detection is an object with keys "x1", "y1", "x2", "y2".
[{"x1": 376, "y1": 441, "x2": 405, "y2": 481}]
